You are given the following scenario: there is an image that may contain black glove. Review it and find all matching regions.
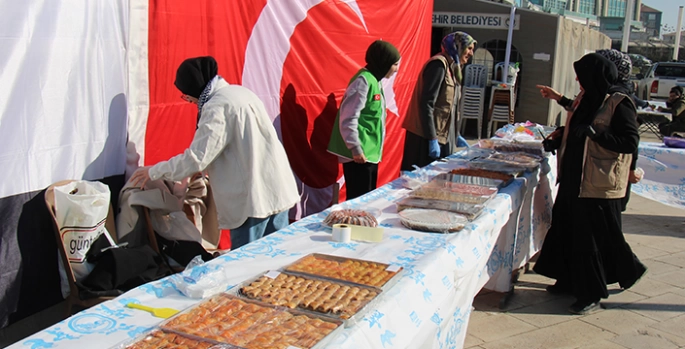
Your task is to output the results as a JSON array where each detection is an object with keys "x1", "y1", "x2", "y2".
[
  {"x1": 575, "y1": 124, "x2": 599, "y2": 140},
  {"x1": 542, "y1": 136, "x2": 562, "y2": 153}
]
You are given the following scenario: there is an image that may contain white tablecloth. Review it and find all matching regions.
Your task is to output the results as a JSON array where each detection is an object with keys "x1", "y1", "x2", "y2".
[
  {"x1": 8, "y1": 152, "x2": 557, "y2": 349},
  {"x1": 633, "y1": 141, "x2": 685, "y2": 209}
]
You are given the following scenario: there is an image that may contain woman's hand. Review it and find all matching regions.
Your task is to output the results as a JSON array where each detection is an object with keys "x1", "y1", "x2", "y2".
[
  {"x1": 353, "y1": 154, "x2": 367, "y2": 164},
  {"x1": 536, "y1": 85, "x2": 562, "y2": 101},
  {"x1": 130, "y1": 166, "x2": 152, "y2": 189}
]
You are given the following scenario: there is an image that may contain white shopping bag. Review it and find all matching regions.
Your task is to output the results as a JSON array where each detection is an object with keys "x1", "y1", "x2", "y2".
[{"x1": 53, "y1": 181, "x2": 116, "y2": 284}]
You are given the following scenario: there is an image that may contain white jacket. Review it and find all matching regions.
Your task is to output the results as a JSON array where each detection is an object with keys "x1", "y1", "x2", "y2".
[{"x1": 149, "y1": 79, "x2": 299, "y2": 229}]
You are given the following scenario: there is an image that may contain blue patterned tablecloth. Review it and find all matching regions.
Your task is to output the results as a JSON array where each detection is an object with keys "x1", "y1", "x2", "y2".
[
  {"x1": 633, "y1": 142, "x2": 685, "y2": 209},
  {"x1": 8, "y1": 152, "x2": 557, "y2": 349}
]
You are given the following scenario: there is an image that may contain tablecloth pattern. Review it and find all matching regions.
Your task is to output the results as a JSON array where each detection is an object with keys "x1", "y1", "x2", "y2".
[
  {"x1": 9, "y1": 152, "x2": 557, "y2": 349},
  {"x1": 633, "y1": 141, "x2": 685, "y2": 209}
]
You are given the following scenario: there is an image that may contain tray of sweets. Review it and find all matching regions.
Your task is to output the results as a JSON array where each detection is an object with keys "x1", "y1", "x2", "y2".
[
  {"x1": 161, "y1": 293, "x2": 344, "y2": 349},
  {"x1": 467, "y1": 159, "x2": 526, "y2": 176},
  {"x1": 409, "y1": 185, "x2": 495, "y2": 205},
  {"x1": 424, "y1": 179, "x2": 499, "y2": 196},
  {"x1": 230, "y1": 270, "x2": 381, "y2": 328},
  {"x1": 433, "y1": 172, "x2": 508, "y2": 188},
  {"x1": 399, "y1": 208, "x2": 468, "y2": 233},
  {"x1": 486, "y1": 152, "x2": 541, "y2": 169},
  {"x1": 450, "y1": 168, "x2": 514, "y2": 181},
  {"x1": 283, "y1": 253, "x2": 403, "y2": 291},
  {"x1": 117, "y1": 329, "x2": 230, "y2": 349},
  {"x1": 479, "y1": 139, "x2": 545, "y2": 157},
  {"x1": 395, "y1": 196, "x2": 484, "y2": 221}
]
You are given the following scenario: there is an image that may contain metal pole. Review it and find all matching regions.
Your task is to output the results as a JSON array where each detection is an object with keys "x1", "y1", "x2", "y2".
[
  {"x1": 503, "y1": 5, "x2": 516, "y2": 83},
  {"x1": 621, "y1": 0, "x2": 635, "y2": 52},
  {"x1": 674, "y1": 6, "x2": 684, "y2": 61}
]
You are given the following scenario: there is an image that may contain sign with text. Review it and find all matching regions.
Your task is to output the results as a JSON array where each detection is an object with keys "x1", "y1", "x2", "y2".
[{"x1": 433, "y1": 12, "x2": 520, "y2": 30}]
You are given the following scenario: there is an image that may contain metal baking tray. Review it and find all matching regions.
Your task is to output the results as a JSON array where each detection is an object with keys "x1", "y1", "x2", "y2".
[
  {"x1": 228, "y1": 270, "x2": 382, "y2": 328},
  {"x1": 160, "y1": 293, "x2": 344, "y2": 349},
  {"x1": 114, "y1": 328, "x2": 231, "y2": 349},
  {"x1": 283, "y1": 253, "x2": 404, "y2": 292},
  {"x1": 433, "y1": 172, "x2": 513, "y2": 189}
]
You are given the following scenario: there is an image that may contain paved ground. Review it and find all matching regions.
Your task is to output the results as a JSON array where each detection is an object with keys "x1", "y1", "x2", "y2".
[{"x1": 465, "y1": 188, "x2": 685, "y2": 349}]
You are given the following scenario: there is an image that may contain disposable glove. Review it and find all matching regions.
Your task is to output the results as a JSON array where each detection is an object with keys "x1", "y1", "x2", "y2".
[{"x1": 428, "y1": 139, "x2": 441, "y2": 159}]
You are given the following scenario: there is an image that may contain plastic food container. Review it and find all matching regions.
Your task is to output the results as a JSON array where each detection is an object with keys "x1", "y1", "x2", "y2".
[
  {"x1": 399, "y1": 208, "x2": 469, "y2": 233},
  {"x1": 395, "y1": 196, "x2": 484, "y2": 221},
  {"x1": 433, "y1": 172, "x2": 509, "y2": 188},
  {"x1": 423, "y1": 180, "x2": 499, "y2": 197},
  {"x1": 283, "y1": 253, "x2": 403, "y2": 291},
  {"x1": 409, "y1": 186, "x2": 495, "y2": 205},
  {"x1": 467, "y1": 159, "x2": 526, "y2": 176},
  {"x1": 229, "y1": 270, "x2": 382, "y2": 328},
  {"x1": 117, "y1": 329, "x2": 231, "y2": 349}
]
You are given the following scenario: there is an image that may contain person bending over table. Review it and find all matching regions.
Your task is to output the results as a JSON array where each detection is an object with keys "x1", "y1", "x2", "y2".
[
  {"x1": 534, "y1": 53, "x2": 647, "y2": 315},
  {"x1": 657, "y1": 86, "x2": 685, "y2": 137},
  {"x1": 130, "y1": 56, "x2": 299, "y2": 249},
  {"x1": 401, "y1": 31, "x2": 475, "y2": 171}
]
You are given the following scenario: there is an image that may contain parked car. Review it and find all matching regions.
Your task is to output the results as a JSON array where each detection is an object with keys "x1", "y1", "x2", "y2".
[{"x1": 636, "y1": 62, "x2": 685, "y2": 100}]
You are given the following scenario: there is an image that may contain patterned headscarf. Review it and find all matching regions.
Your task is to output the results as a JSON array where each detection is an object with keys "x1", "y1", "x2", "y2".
[
  {"x1": 441, "y1": 32, "x2": 476, "y2": 83},
  {"x1": 596, "y1": 49, "x2": 632, "y2": 82}
]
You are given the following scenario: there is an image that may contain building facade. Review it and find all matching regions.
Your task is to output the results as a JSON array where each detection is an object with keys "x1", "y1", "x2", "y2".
[{"x1": 639, "y1": 4, "x2": 662, "y2": 38}]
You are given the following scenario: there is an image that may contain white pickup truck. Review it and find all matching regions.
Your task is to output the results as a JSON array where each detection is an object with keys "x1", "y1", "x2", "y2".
[{"x1": 636, "y1": 62, "x2": 685, "y2": 100}]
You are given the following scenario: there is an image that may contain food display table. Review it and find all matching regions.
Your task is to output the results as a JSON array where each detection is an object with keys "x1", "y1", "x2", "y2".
[
  {"x1": 8, "y1": 151, "x2": 557, "y2": 349},
  {"x1": 633, "y1": 141, "x2": 685, "y2": 209}
]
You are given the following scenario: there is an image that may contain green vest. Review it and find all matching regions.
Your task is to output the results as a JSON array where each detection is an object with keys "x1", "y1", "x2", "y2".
[{"x1": 328, "y1": 69, "x2": 385, "y2": 163}]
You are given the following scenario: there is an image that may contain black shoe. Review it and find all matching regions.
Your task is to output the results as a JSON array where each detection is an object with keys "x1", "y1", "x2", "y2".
[
  {"x1": 621, "y1": 266, "x2": 648, "y2": 290},
  {"x1": 546, "y1": 281, "x2": 572, "y2": 295},
  {"x1": 568, "y1": 299, "x2": 601, "y2": 315}
]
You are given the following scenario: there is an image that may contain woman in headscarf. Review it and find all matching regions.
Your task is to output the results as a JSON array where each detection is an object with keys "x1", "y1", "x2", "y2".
[
  {"x1": 130, "y1": 56, "x2": 299, "y2": 249},
  {"x1": 534, "y1": 53, "x2": 646, "y2": 315},
  {"x1": 401, "y1": 31, "x2": 476, "y2": 171},
  {"x1": 328, "y1": 40, "x2": 401, "y2": 200}
]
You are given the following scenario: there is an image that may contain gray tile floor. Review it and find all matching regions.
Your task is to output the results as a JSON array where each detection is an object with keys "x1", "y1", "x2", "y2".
[{"x1": 466, "y1": 194, "x2": 685, "y2": 349}]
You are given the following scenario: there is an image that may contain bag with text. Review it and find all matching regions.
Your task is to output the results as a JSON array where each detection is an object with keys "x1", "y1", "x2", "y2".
[{"x1": 53, "y1": 181, "x2": 116, "y2": 285}]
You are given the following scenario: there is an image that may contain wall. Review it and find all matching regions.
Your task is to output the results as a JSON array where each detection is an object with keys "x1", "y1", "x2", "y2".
[
  {"x1": 550, "y1": 17, "x2": 612, "y2": 126},
  {"x1": 433, "y1": 0, "x2": 560, "y2": 125}
]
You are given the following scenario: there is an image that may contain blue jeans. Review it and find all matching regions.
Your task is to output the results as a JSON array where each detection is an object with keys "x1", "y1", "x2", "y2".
[{"x1": 230, "y1": 210, "x2": 289, "y2": 249}]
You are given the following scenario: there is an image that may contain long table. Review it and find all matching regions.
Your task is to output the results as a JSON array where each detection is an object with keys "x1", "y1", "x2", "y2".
[
  {"x1": 8, "y1": 152, "x2": 557, "y2": 349},
  {"x1": 633, "y1": 141, "x2": 685, "y2": 209}
]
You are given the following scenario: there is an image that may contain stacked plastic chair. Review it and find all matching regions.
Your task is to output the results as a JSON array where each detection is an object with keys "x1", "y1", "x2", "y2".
[
  {"x1": 487, "y1": 62, "x2": 518, "y2": 138},
  {"x1": 458, "y1": 64, "x2": 488, "y2": 139}
]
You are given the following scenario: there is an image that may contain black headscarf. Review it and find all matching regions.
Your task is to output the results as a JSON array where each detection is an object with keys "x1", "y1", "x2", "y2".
[
  {"x1": 365, "y1": 40, "x2": 401, "y2": 81},
  {"x1": 174, "y1": 56, "x2": 218, "y2": 98},
  {"x1": 571, "y1": 53, "x2": 618, "y2": 126}
]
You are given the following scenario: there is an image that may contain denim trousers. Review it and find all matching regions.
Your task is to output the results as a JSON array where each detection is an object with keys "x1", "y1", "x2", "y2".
[{"x1": 230, "y1": 210, "x2": 289, "y2": 249}]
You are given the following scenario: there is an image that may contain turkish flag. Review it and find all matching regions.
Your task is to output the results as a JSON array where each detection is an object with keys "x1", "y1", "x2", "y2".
[{"x1": 144, "y1": 0, "x2": 432, "y2": 219}]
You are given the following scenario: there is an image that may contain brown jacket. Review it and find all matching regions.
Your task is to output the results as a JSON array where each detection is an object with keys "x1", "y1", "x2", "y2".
[
  {"x1": 579, "y1": 93, "x2": 636, "y2": 199},
  {"x1": 402, "y1": 53, "x2": 460, "y2": 144}
]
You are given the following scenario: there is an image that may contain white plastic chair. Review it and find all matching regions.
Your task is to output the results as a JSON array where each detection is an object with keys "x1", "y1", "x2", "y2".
[{"x1": 459, "y1": 64, "x2": 488, "y2": 139}]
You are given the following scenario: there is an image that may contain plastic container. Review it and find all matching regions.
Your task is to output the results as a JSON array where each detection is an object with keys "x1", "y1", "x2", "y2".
[
  {"x1": 409, "y1": 186, "x2": 495, "y2": 205},
  {"x1": 663, "y1": 136, "x2": 685, "y2": 148},
  {"x1": 450, "y1": 168, "x2": 514, "y2": 182},
  {"x1": 433, "y1": 172, "x2": 509, "y2": 188},
  {"x1": 424, "y1": 180, "x2": 499, "y2": 196},
  {"x1": 399, "y1": 209, "x2": 469, "y2": 233},
  {"x1": 160, "y1": 293, "x2": 344, "y2": 349},
  {"x1": 323, "y1": 207, "x2": 381, "y2": 227},
  {"x1": 395, "y1": 196, "x2": 484, "y2": 221},
  {"x1": 283, "y1": 253, "x2": 403, "y2": 291},
  {"x1": 486, "y1": 151, "x2": 542, "y2": 169},
  {"x1": 229, "y1": 270, "x2": 382, "y2": 328},
  {"x1": 479, "y1": 138, "x2": 545, "y2": 157},
  {"x1": 467, "y1": 159, "x2": 526, "y2": 176}
]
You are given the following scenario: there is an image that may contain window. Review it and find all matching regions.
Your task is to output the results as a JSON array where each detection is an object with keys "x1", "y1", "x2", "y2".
[
  {"x1": 648, "y1": 13, "x2": 656, "y2": 20},
  {"x1": 578, "y1": 0, "x2": 596, "y2": 15},
  {"x1": 606, "y1": 0, "x2": 626, "y2": 18}
]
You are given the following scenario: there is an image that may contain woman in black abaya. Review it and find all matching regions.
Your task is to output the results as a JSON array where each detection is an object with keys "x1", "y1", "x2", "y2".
[{"x1": 534, "y1": 53, "x2": 647, "y2": 315}]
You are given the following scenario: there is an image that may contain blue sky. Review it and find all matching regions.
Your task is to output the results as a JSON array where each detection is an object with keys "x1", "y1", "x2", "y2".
[{"x1": 643, "y1": 0, "x2": 684, "y2": 32}]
